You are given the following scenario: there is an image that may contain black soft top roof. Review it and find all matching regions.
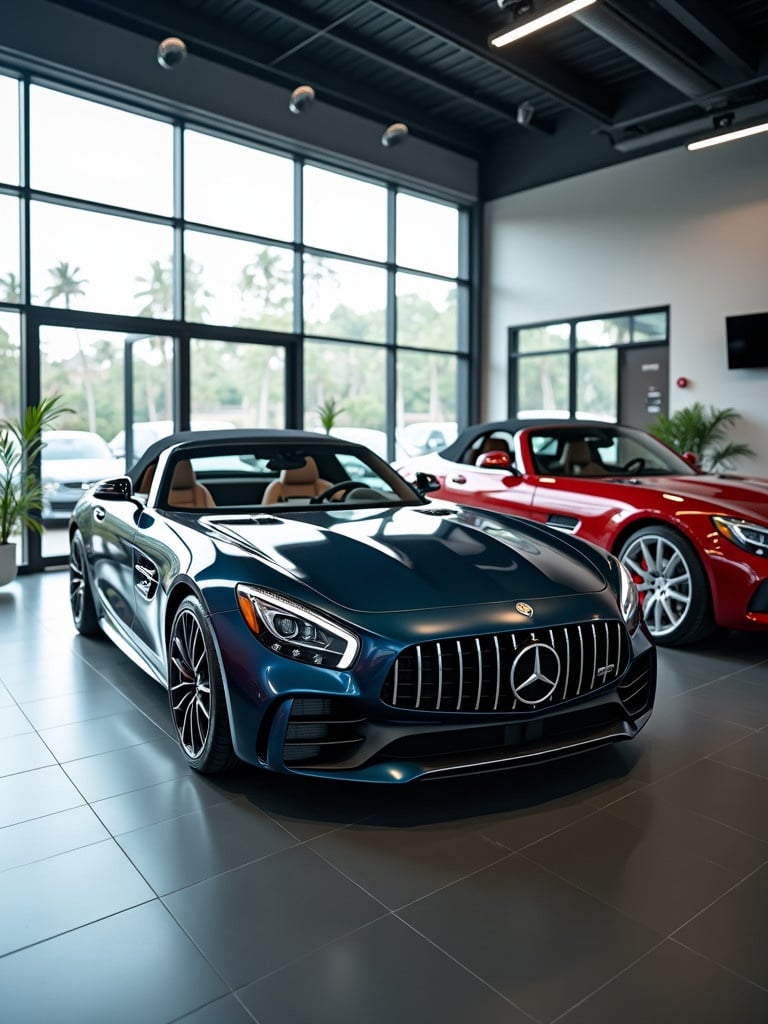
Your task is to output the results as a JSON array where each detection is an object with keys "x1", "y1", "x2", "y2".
[
  {"x1": 127, "y1": 428, "x2": 338, "y2": 485},
  {"x1": 439, "y1": 419, "x2": 619, "y2": 462}
]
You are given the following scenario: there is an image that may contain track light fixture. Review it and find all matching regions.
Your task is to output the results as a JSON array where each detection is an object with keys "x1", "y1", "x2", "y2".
[
  {"x1": 688, "y1": 117, "x2": 768, "y2": 151},
  {"x1": 381, "y1": 122, "x2": 409, "y2": 147},
  {"x1": 289, "y1": 85, "x2": 316, "y2": 115},
  {"x1": 157, "y1": 37, "x2": 187, "y2": 69},
  {"x1": 490, "y1": 0, "x2": 597, "y2": 48}
]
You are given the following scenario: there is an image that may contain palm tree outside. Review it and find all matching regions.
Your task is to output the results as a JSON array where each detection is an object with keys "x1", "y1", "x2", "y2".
[{"x1": 44, "y1": 262, "x2": 96, "y2": 432}]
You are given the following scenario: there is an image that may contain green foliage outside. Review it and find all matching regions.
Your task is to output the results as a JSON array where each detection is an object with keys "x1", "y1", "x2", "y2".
[
  {"x1": 649, "y1": 402, "x2": 755, "y2": 471},
  {"x1": 0, "y1": 251, "x2": 459, "y2": 442}
]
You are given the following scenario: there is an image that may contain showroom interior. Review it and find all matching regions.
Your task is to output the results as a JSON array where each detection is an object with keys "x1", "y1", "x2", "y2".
[{"x1": 1, "y1": 1, "x2": 767, "y2": 1022}]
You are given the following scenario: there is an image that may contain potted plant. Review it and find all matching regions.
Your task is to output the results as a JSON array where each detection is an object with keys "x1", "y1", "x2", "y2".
[
  {"x1": 649, "y1": 402, "x2": 755, "y2": 472},
  {"x1": 0, "y1": 396, "x2": 69, "y2": 585},
  {"x1": 315, "y1": 397, "x2": 346, "y2": 435}
]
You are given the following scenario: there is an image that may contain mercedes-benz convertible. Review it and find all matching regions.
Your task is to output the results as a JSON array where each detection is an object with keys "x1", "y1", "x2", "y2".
[{"x1": 68, "y1": 430, "x2": 655, "y2": 781}]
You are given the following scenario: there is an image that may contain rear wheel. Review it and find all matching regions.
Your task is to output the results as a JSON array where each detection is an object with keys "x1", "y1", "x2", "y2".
[
  {"x1": 168, "y1": 595, "x2": 237, "y2": 773},
  {"x1": 69, "y1": 531, "x2": 100, "y2": 635},
  {"x1": 619, "y1": 525, "x2": 713, "y2": 645}
]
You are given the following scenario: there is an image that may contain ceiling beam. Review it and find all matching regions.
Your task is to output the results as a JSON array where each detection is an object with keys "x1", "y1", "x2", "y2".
[
  {"x1": 366, "y1": 0, "x2": 615, "y2": 123},
  {"x1": 653, "y1": 0, "x2": 758, "y2": 77},
  {"x1": 47, "y1": 0, "x2": 487, "y2": 154}
]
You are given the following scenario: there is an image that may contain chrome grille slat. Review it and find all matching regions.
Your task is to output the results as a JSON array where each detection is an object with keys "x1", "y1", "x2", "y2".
[{"x1": 382, "y1": 621, "x2": 631, "y2": 713}]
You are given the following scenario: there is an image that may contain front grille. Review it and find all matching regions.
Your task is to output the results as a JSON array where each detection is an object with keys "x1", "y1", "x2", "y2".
[
  {"x1": 282, "y1": 696, "x2": 366, "y2": 766},
  {"x1": 381, "y1": 621, "x2": 629, "y2": 713}
]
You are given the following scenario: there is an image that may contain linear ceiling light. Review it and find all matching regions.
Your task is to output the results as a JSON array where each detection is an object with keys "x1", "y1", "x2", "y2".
[
  {"x1": 687, "y1": 120, "x2": 768, "y2": 151},
  {"x1": 490, "y1": 0, "x2": 598, "y2": 48}
]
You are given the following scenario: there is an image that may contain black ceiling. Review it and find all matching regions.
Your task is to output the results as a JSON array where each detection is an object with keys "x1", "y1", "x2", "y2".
[{"x1": 47, "y1": 0, "x2": 768, "y2": 198}]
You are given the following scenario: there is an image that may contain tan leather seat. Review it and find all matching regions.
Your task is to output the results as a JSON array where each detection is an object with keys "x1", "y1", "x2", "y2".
[
  {"x1": 167, "y1": 459, "x2": 216, "y2": 508},
  {"x1": 562, "y1": 440, "x2": 604, "y2": 476},
  {"x1": 262, "y1": 457, "x2": 332, "y2": 504}
]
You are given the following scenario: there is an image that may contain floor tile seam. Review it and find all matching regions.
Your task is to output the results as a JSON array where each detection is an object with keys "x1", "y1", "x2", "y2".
[
  {"x1": 547, "y1": 938, "x2": 668, "y2": 1023},
  {"x1": 516, "y1": 850, "x2": 670, "y2": 939},
  {"x1": 666, "y1": 666, "x2": 766, "y2": 698},
  {"x1": 0, "y1": 894, "x2": 158, "y2": 962},
  {"x1": 666, "y1": 935, "x2": 768, "y2": 995},
  {"x1": 0, "y1": 829, "x2": 112, "y2": 875},
  {"x1": 41, "y1": 728, "x2": 180, "y2": 767},
  {"x1": 167, "y1": 993, "x2": 259, "y2": 1024},
  {"x1": 389, "y1": 910, "x2": 540, "y2": 1022},
  {"x1": 666, "y1": 858, "x2": 768, "y2": 943},
  {"x1": 96, "y1": 788, "x2": 242, "y2": 840},
  {"x1": 706, "y1": 749, "x2": 768, "y2": 784},
  {"x1": 496, "y1": 803, "x2": 607, "y2": 858},
  {"x1": 597, "y1": 788, "x2": 768, "y2": 858}
]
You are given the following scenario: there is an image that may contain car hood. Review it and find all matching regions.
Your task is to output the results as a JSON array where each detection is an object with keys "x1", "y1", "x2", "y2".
[
  {"x1": 612, "y1": 473, "x2": 768, "y2": 519},
  {"x1": 206, "y1": 505, "x2": 608, "y2": 613},
  {"x1": 42, "y1": 458, "x2": 121, "y2": 484}
]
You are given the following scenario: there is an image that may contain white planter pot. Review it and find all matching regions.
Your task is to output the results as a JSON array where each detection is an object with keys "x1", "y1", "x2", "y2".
[{"x1": 0, "y1": 543, "x2": 17, "y2": 586}]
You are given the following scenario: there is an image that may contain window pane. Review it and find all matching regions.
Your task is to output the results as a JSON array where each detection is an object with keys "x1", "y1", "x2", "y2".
[
  {"x1": 191, "y1": 339, "x2": 286, "y2": 429},
  {"x1": 184, "y1": 131, "x2": 293, "y2": 241},
  {"x1": 304, "y1": 340, "x2": 387, "y2": 456},
  {"x1": 130, "y1": 336, "x2": 175, "y2": 435},
  {"x1": 576, "y1": 348, "x2": 618, "y2": 420},
  {"x1": 0, "y1": 195, "x2": 20, "y2": 302},
  {"x1": 30, "y1": 86, "x2": 173, "y2": 215},
  {"x1": 31, "y1": 203, "x2": 174, "y2": 316},
  {"x1": 632, "y1": 310, "x2": 667, "y2": 342},
  {"x1": 39, "y1": 325, "x2": 129, "y2": 559},
  {"x1": 0, "y1": 75, "x2": 19, "y2": 185},
  {"x1": 516, "y1": 352, "x2": 570, "y2": 415},
  {"x1": 576, "y1": 317, "x2": 631, "y2": 348},
  {"x1": 396, "y1": 194, "x2": 458, "y2": 277},
  {"x1": 184, "y1": 231, "x2": 293, "y2": 329},
  {"x1": 303, "y1": 256, "x2": 386, "y2": 342},
  {"x1": 516, "y1": 323, "x2": 570, "y2": 354},
  {"x1": 303, "y1": 166, "x2": 386, "y2": 261},
  {"x1": 396, "y1": 350, "x2": 458, "y2": 449},
  {"x1": 0, "y1": 310, "x2": 21, "y2": 423},
  {"x1": 396, "y1": 273, "x2": 458, "y2": 351}
]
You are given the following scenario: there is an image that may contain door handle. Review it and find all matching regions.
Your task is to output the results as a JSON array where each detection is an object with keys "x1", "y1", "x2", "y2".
[
  {"x1": 450, "y1": 474, "x2": 467, "y2": 484},
  {"x1": 94, "y1": 506, "x2": 106, "y2": 522}
]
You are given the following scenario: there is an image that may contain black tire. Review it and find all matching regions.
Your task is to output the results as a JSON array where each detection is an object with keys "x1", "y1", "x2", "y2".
[
  {"x1": 618, "y1": 524, "x2": 713, "y2": 646},
  {"x1": 168, "y1": 595, "x2": 237, "y2": 773},
  {"x1": 69, "y1": 531, "x2": 100, "y2": 636}
]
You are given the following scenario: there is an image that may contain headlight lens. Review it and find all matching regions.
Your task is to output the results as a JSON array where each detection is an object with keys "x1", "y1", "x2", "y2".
[
  {"x1": 616, "y1": 558, "x2": 641, "y2": 633},
  {"x1": 712, "y1": 515, "x2": 768, "y2": 558},
  {"x1": 236, "y1": 584, "x2": 359, "y2": 669}
]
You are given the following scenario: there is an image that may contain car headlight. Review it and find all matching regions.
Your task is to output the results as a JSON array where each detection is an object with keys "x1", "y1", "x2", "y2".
[
  {"x1": 236, "y1": 585, "x2": 360, "y2": 669},
  {"x1": 712, "y1": 515, "x2": 768, "y2": 558},
  {"x1": 42, "y1": 480, "x2": 60, "y2": 495},
  {"x1": 615, "y1": 557, "x2": 641, "y2": 633}
]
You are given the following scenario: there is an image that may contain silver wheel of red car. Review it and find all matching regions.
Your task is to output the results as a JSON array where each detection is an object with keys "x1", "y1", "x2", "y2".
[
  {"x1": 69, "y1": 531, "x2": 100, "y2": 636},
  {"x1": 168, "y1": 596, "x2": 236, "y2": 773},
  {"x1": 619, "y1": 525, "x2": 713, "y2": 645}
]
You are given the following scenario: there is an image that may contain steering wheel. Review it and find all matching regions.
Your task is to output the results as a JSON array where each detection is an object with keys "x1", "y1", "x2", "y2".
[
  {"x1": 622, "y1": 457, "x2": 646, "y2": 474},
  {"x1": 310, "y1": 480, "x2": 366, "y2": 503}
]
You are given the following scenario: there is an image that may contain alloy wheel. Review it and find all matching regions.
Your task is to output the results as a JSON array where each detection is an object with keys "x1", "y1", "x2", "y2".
[
  {"x1": 169, "y1": 608, "x2": 212, "y2": 757},
  {"x1": 621, "y1": 532, "x2": 694, "y2": 638}
]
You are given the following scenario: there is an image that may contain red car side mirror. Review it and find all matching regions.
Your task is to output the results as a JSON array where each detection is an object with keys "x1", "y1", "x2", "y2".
[
  {"x1": 476, "y1": 450, "x2": 512, "y2": 470},
  {"x1": 682, "y1": 451, "x2": 700, "y2": 471}
]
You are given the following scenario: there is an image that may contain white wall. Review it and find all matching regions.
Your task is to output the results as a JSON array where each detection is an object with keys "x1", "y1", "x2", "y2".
[{"x1": 484, "y1": 133, "x2": 768, "y2": 474}]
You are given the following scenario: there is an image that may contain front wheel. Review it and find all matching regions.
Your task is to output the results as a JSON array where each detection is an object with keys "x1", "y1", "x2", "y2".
[
  {"x1": 618, "y1": 525, "x2": 713, "y2": 645},
  {"x1": 168, "y1": 596, "x2": 237, "y2": 773},
  {"x1": 69, "y1": 531, "x2": 100, "y2": 636}
]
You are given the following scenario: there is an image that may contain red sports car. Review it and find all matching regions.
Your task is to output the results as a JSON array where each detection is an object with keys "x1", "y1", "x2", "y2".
[{"x1": 397, "y1": 420, "x2": 768, "y2": 646}]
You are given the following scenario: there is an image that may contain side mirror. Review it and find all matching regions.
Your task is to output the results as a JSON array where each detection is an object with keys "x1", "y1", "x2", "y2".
[
  {"x1": 681, "y1": 451, "x2": 700, "y2": 471},
  {"x1": 414, "y1": 471, "x2": 441, "y2": 496},
  {"x1": 93, "y1": 476, "x2": 135, "y2": 501},
  {"x1": 476, "y1": 450, "x2": 512, "y2": 470}
]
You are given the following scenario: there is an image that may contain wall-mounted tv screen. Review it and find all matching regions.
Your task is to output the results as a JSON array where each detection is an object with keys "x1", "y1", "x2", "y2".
[{"x1": 726, "y1": 312, "x2": 768, "y2": 369}]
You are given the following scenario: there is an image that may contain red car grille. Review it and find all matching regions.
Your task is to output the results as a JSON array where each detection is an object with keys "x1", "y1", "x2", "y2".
[{"x1": 381, "y1": 621, "x2": 630, "y2": 713}]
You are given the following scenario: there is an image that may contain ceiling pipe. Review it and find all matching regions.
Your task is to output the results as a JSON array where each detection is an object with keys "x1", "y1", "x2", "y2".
[{"x1": 574, "y1": 4, "x2": 715, "y2": 101}]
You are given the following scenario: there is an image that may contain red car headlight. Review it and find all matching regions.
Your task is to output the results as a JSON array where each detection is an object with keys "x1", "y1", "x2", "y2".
[{"x1": 712, "y1": 516, "x2": 768, "y2": 558}]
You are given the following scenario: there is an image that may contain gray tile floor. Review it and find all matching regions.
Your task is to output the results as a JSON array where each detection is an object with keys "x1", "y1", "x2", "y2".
[{"x1": 1, "y1": 570, "x2": 767, "y2": 1023}]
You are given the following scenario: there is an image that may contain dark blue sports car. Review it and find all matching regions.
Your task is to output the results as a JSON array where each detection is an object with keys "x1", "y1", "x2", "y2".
[{"x1": 68, "y1": 430, "x2": 656, "y2": 781}]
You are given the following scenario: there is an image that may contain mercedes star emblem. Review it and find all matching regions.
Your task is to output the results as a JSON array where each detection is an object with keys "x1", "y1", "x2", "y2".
[{"x1": 510, "y1": 641, "x2": 561, "y2": 705}]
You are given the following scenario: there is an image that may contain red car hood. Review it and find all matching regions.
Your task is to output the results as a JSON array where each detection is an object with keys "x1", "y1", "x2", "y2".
[{"x1": 622, "y1": 473, "x2": 768, "y2": 520}]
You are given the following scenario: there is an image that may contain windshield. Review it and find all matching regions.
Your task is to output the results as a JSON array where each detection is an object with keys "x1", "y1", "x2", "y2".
[
  {"x1": 152, "y1": 440, "x2": 420, "y2": 512},
  {"x1": 527, "y1": 425, "x2": 697, "y2": 477}
]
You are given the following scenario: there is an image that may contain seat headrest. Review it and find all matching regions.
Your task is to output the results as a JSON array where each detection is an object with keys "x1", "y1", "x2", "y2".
[
  {"x1": 563, "y1": 441, "x2": 592, "y2": 467},
  {"x1": 281, "y1": 457, "x2": 320, "y2": 485},
  {"x1": 171, "y1": 459, "x2": 196, "y2": 488}
]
